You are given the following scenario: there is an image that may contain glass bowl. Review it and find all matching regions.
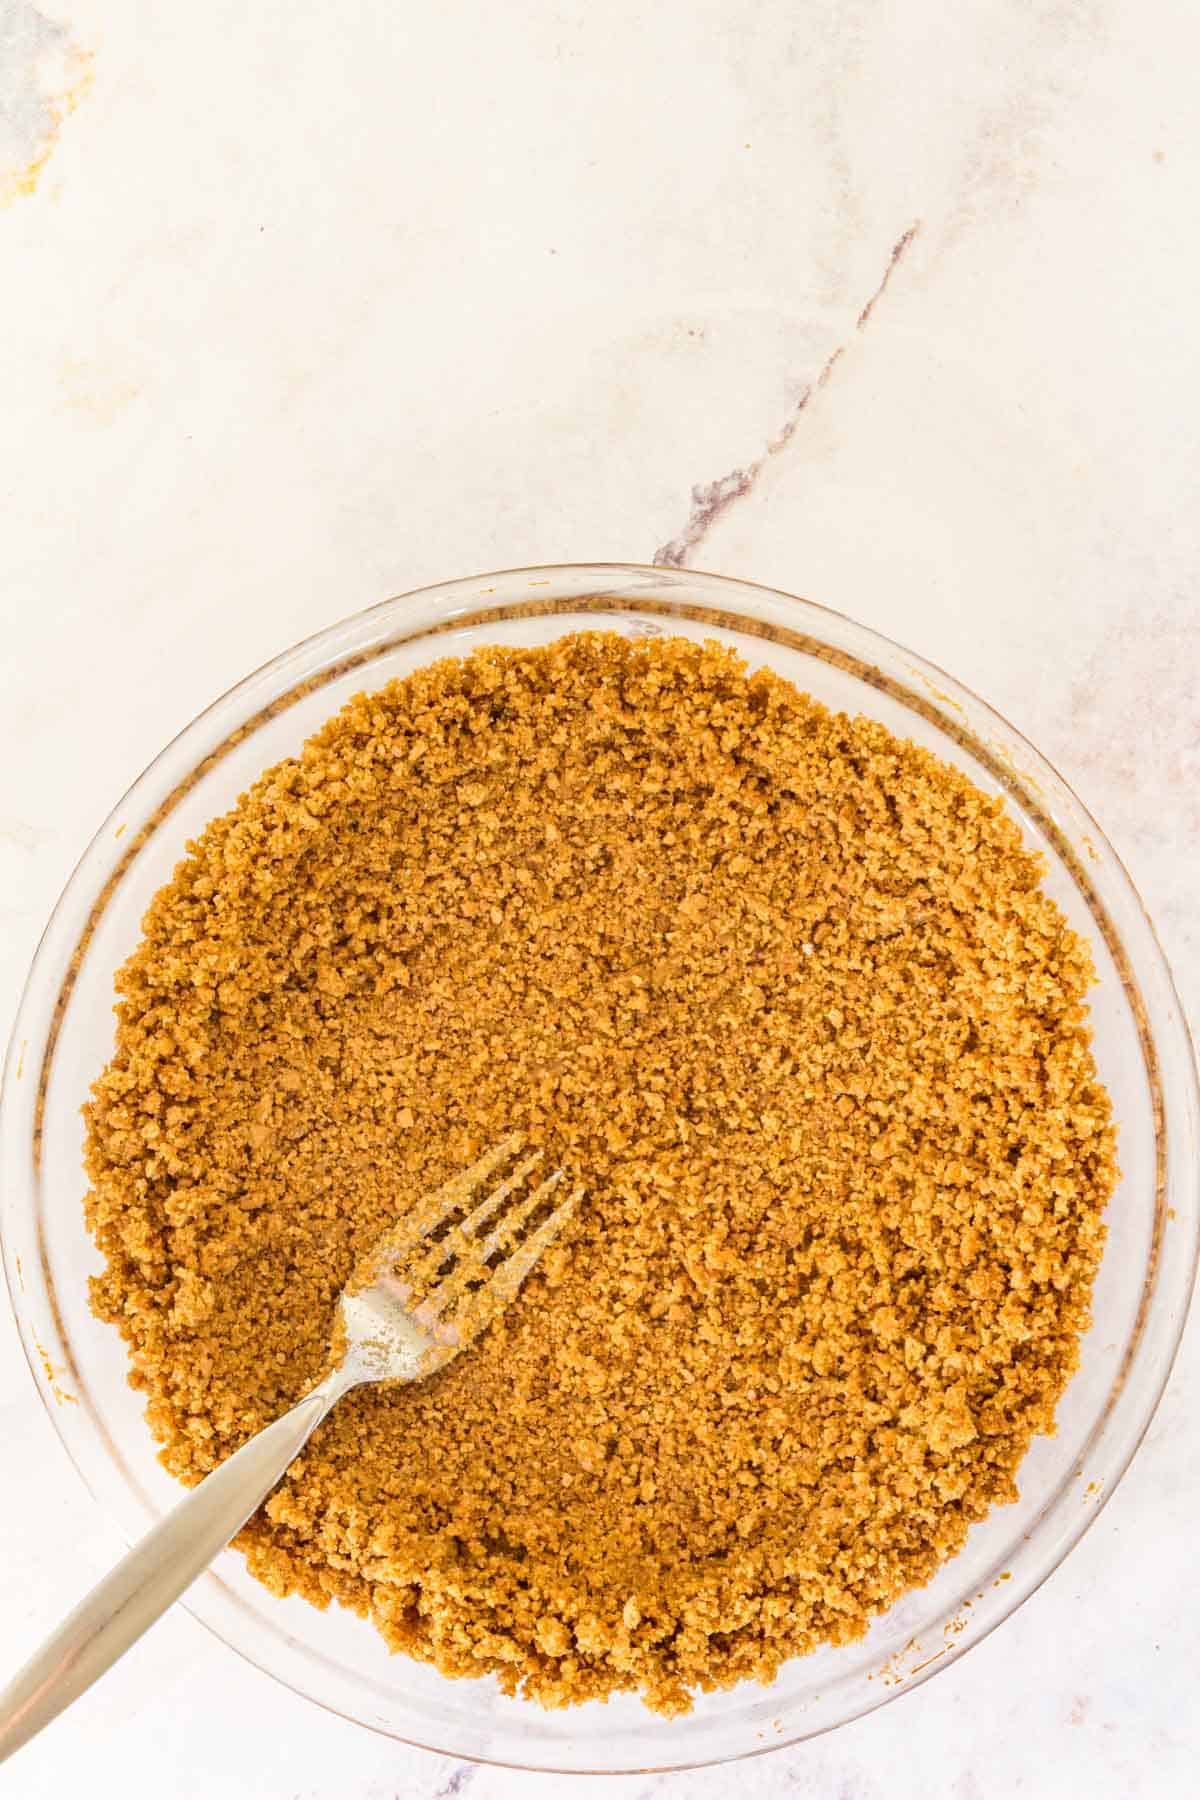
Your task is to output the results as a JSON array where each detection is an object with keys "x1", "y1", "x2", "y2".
[{"x1": 2, "y1": 564, "x2": 1196, "y2": 1774}]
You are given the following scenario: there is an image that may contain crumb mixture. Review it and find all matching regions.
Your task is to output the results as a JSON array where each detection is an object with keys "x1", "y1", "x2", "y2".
[{"x1": 85, "y1": 634, "x2": 1117, "y2": 1714}]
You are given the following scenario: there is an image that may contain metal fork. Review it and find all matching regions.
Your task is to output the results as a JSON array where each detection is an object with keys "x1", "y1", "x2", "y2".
[{"x1": 0, "y1": 1137, "x2": 577, "y2": 1765}]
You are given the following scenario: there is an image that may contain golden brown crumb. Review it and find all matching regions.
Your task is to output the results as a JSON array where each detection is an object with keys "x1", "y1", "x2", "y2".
[{"x1": 84, "y1": 634, "x2": 1116, "y2": 1715}]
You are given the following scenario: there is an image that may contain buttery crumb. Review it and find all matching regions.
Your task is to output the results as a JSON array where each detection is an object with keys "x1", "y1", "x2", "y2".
[{"x1": 84, "y1": 633, "x2": 1117, "y2": 1715}]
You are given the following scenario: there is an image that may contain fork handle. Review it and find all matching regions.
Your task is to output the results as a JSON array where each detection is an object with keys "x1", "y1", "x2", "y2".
[{"x1": 0, "y1": 1372, "x2": 346, "y2": 1766}]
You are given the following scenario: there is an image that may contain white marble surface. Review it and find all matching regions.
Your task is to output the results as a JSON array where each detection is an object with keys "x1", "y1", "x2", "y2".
[{"x1": 2, "y1": 0, "x2": 1198, "y2": 1794}]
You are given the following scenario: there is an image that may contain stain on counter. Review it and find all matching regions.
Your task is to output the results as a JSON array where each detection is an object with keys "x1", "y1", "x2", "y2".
[{"x1": 0, "y1": 0, "x2": 93, "y2": 205}]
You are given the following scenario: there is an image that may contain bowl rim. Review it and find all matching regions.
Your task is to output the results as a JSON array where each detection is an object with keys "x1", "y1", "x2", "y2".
[{"x1": 2, "y1": 560, "x2": 1197, "y2": 1773}]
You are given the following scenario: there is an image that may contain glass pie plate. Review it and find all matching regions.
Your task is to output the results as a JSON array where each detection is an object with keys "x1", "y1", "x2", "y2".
[{"x1": 2, "y1": 564, "x2": 1196, "y2": 1775}]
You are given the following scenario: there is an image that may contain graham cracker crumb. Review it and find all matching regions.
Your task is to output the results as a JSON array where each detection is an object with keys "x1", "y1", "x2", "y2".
[{"x1": 84, "y1": 633, "x2": 1116, "y2": 1715}]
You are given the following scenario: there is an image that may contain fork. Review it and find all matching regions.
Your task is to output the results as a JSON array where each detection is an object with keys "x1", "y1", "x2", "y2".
[{"x1": 0, "y1": 1137, "x2": 577, "y2": 1765}]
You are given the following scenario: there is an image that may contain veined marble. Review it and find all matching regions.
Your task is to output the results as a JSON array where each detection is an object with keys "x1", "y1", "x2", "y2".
[{"x1": 1, "y1": 2, "x2": 1196, "y2": 1794}]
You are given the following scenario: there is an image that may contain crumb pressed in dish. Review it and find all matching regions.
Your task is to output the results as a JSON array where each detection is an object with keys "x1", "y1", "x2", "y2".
[{"x1": 85, "y1": 634, "x2": 1116, "y2": 1714}]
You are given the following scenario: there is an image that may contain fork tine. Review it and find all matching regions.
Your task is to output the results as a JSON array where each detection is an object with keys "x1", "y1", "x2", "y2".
[
  {"x1": 385, "y1": 1133, "x2": 523, "y2": 1257},
  {"x1": 478, "y1": 1169, "x2": 563, "y2": 1262},
  {"x1": 484, "y1": 1187, "x2": 580, "y2": 1306},
  {"x1": 423, "y1": 1184, "x2": 577, "y2": 1330},
  {"x1": 457, "y1": 1150, "x2": 544, "y2": 1242}
]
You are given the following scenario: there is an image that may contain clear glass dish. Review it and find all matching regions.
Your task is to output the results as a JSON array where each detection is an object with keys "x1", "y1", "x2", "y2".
[{"x1": 2, "y1": 564, "x2": 1196, "y2": 1774}]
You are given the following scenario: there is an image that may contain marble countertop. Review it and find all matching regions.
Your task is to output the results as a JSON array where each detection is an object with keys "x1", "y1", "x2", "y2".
[{"x1": 1, "y1": 0, "x2": 1197, "y2": 1795}]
